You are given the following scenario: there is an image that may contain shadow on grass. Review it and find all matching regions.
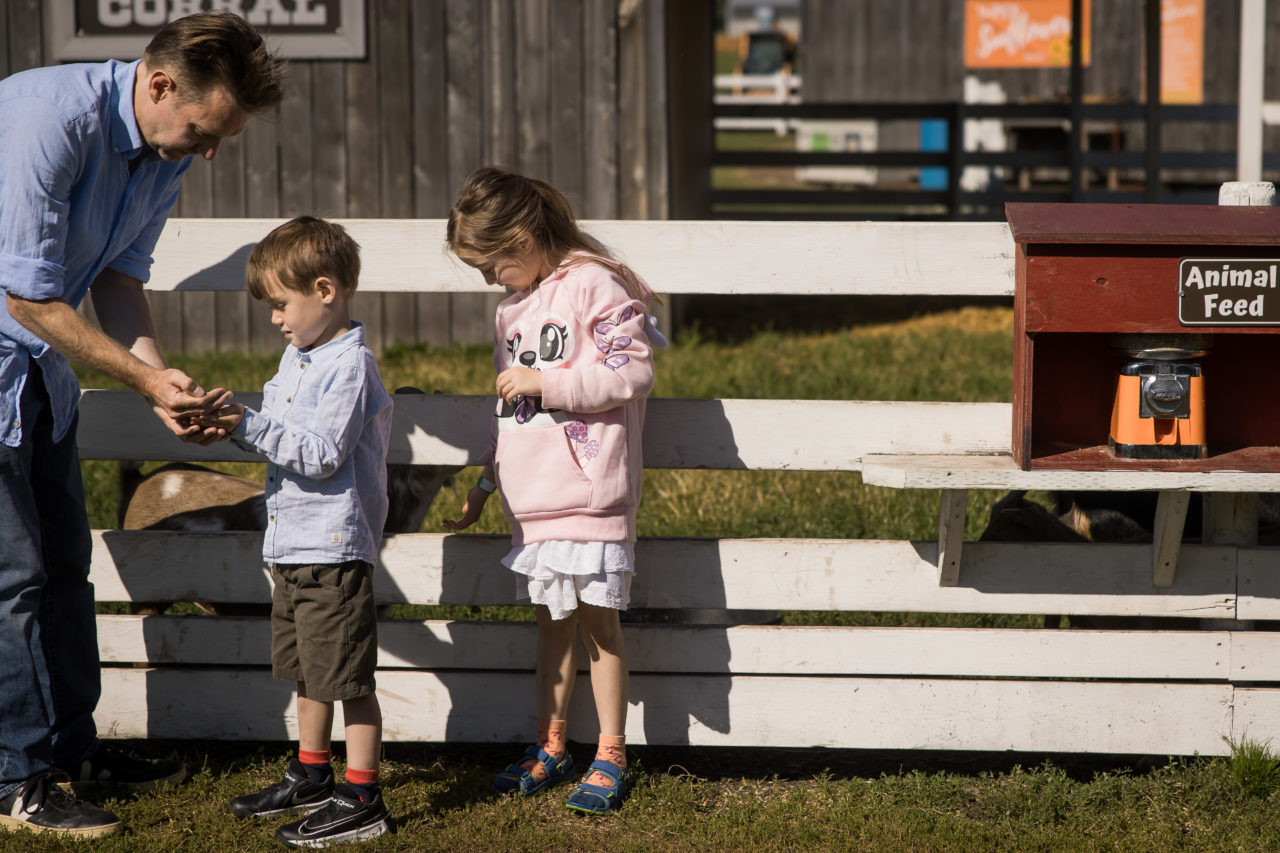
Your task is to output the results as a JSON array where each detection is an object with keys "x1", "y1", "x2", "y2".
[
  {"x1": 626, "y1": 745, "x2": 1178, "y2": 783},
  {"x1": 120, "y1": 738, "x2": 1178, "y2": 790}
]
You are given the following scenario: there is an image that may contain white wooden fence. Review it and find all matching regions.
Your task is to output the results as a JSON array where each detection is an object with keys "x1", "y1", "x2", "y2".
[
  {"x1": 713, "y1": 71, "x2": 801, "y2": 136},
  {"x1": 82, "y1": 218, "x2": 1280, "y2": 755}
]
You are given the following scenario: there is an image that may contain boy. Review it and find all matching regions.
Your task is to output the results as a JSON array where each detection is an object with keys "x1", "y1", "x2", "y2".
[{"x1": 197, "y1": 217, "x2": 393, "y2": 847}]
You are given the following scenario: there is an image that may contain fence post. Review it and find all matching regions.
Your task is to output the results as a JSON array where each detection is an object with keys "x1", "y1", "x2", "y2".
[
  {"x1": 1068, "y1": 0, "x2": 1084, "y2": 201},
  {"x1": 1202, "y1": 180, "x2": 1275, "y2": 623},
  {"x1": 665, "y1": 0, "x2": 713, "y2": 220},
  {"x1": 1236, "y1": 0, "x2": 1267, "y2": 182},
  {"x1": 1143, "y1": 0, "x2": 1162, "y2": 202},
  {"x1": 946, "y1": 102, "x2": 964, "y2": 219}
]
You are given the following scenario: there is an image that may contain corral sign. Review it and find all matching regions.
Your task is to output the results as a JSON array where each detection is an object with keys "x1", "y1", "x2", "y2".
[{"x1": 44, "y1": 1, "x2": 366, "y2": 62}]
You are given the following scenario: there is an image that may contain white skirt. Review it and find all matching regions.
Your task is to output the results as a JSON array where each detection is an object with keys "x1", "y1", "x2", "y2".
[{"x1": 501, "y1": 540, "x2": 634, "y2": 621}]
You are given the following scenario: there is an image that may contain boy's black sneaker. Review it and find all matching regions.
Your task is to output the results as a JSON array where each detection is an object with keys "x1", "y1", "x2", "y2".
[
  {"x1": 0, "y1": 771, "x2": 122, "y2": 838},
  {"x1": 57, "y1": 741, "x2": 187, "y2": 794},
  {"x1": 276, "y1": 782, "x2": 391, "y2": 848},
  {"x1": 229, "y1": 758, "x2": 334, "y2": 819}
]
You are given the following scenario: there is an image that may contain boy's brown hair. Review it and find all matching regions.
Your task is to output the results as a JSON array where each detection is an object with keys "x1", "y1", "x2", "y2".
[
  {"x1": 247, "y1": 216, "x2": 361, "y2": 300},
  {"x1": 144, "y1": 11, "x2": 285, "y2": 115}
]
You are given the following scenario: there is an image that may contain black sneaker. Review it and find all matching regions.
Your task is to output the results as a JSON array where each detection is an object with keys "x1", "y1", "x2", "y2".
[
  {"x1": 0, "y1": 771, "x2": 121, "y2": 838},
  {"x1": 276, "y1": 782, "x2": 391, "y2": 848},
  {"x1": 229, "y1": 758, "x2": 334, "y2": 819},
  {"x1": 57, "y1": 741, "x2": 187, "y2": 795}
]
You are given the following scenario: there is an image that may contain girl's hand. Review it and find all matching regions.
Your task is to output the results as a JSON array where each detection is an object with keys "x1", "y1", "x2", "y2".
[
  {"x1": 443, "y1": 487, "x2": 489, "y2": 531},
  {"x1": 496, "y1": 366, "x2": 542, "y2": 403}
]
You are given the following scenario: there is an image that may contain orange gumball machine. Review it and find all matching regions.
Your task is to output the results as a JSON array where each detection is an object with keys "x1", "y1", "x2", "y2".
[{"x1": 1107, "y1": 335, "x2": 1208, "y2": 460}]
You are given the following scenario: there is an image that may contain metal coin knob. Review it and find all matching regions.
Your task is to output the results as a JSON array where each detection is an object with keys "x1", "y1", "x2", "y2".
[{"x1": 1141, "y1": 374, "x2": 1188, "y2": 417}]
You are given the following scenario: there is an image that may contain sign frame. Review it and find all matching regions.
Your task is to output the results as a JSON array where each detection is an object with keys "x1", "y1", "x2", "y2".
[{"x1": 43, "y1": 1, "x2": 366, "y2": 62}]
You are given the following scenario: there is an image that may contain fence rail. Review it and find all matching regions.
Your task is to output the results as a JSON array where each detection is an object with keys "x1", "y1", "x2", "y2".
[
  {"x1": 83, "y1": 217, "x2": 1280, "y2": 754},
  {"x1": 712, "y1": 101, "x2": 1280, "y2": 219},
  {"x1": 713, "y1": 71, "x2": 801, "y2": 135}
]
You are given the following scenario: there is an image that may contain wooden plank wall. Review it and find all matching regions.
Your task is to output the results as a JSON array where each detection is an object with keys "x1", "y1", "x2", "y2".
[
  {"x1": 2, "y1": 0, "x2": 671, "y2": 354},
  {"x1": 802, "y1": 0, "x2": 1280, "y2": 106},
  {"x1": 801, "y1": 0, "x2": 1280, "y2": 181}
]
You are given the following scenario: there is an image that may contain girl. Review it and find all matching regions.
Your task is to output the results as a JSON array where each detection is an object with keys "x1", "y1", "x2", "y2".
[{"x1": 443, "y1": 166, "x2": 663, "y2": 815}]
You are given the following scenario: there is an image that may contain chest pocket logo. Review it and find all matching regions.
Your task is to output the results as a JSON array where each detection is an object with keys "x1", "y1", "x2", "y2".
[{"x1": 501, "y1": 312, "x2": 575, "y2": 426}]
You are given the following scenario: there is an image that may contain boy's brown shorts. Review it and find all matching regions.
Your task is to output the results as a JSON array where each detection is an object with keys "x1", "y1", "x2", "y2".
[{"x1": 270, "y1": 560, "x2": 377, "y2": 702}]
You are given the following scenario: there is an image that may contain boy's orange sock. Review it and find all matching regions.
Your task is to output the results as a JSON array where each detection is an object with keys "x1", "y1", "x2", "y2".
[
  {"x1": 297, "y1": 748, "x2": 332, "y2": 782},
  {"x1": 522, "y1": 719, "x2": 567, "y2": 782},
  {"x1": 344, "y1": 766, "x2": 380, "y2": 800},
  {"x1": 585, "y1": 734, "x2": 626, "y2": 787}
]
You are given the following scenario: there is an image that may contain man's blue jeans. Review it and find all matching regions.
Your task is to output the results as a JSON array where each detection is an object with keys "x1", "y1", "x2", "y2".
[{"x1": 0, "y1": 364, "x2": 99, "y2": 797}]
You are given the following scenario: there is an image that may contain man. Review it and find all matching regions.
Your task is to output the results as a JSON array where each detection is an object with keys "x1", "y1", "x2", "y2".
[{"x1": 0, "y1": 12, "x2": 284, "y2": 839}]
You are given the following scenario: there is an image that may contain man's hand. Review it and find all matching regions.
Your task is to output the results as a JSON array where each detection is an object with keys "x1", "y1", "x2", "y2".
[
  {"x1": 496, "y1": 366, "x2": 542, "y2": 403},
  {"x1": 187, "y1": 402, "x2": 245, "y2": 433},
  {"x1": 175, "y1": 401, "x2": 244, "y2": 446},
  {"x1": 155, "y1": 406, "x2": 226, "y2": 445},
  {"x1": 142, "y1": 369, "x2": 229, "y2": 440},
  {"x1": 143, "y1": 367, "x2": 223, "y2": 413}
]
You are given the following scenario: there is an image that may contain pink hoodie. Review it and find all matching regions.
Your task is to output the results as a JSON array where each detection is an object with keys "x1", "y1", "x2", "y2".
[{"x1": 490, "y1": 255, "x2": 657, "y2": 544}]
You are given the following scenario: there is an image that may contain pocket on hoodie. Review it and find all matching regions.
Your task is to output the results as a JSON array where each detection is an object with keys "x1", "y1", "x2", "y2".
[
  {"x1": 495, "y1": 423, "x2": 593, "y2": 514},
  {"x1": 570, "y1": 413, "x2": 631, "y2": 512}
]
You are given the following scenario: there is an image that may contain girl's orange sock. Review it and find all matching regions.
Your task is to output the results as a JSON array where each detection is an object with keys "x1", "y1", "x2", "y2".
[
  {"x1": 586, "y1": 734, "x2": 626, "y2": 787},
  {"x1": 522, "y1": 719, "x2": 568, "y2": 782}
]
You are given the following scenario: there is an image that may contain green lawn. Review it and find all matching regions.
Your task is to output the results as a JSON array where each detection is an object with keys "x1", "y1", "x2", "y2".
[
  {"x1": 6, "y1": 742, "x2": 1280, "y2": 852},
  {"x1": 43, "y1": 306, "x2": 1280, "y2": 852}
]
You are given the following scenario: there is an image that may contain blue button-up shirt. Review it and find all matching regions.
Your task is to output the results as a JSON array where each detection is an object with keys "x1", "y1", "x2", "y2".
[
  {"x1": 235, "y1": 324, "x2": 393, "y2": 566},
  {"x1": 0, "y1": 59, "x2": 189, "y2": 446}
]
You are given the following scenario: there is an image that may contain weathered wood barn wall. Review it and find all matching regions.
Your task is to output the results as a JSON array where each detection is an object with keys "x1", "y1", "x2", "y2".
[
  {"x1": 802, "y1": 0, "x2": 1280, "y2": 182},
  {"x1": 1, "y1": 0, "x2": 683, "y2": 354}
]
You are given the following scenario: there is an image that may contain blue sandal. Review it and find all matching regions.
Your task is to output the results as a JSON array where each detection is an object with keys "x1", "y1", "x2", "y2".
[
  {"x1": 564, "y1": 760, "x2": 631, "y2": 815},
  {"x1": 491, "y1": 746, "x2": 575, "y2": 796}
]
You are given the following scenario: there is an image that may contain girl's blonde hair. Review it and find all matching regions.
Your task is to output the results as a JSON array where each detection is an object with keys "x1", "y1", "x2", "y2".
[{"x1": 446, "y1": 166, "x2": 653, "y2": 304}]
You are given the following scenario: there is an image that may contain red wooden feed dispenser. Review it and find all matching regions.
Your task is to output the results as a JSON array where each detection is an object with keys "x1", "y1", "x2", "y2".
[{"x1": 1007, "y1": 202, "x2": 1280, "y2": 471}]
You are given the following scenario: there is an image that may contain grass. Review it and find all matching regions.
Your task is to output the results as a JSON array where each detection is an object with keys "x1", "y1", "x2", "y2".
[
  {"x1": 52, "y1": 306, "x2": 1280, "y2": 851},
  {"x1": 1226, "y1": 735, "x2": 1280, "y2": 799},
  {"x1": 6, "y1": 745, "x2": 1280, "y2": 852}
]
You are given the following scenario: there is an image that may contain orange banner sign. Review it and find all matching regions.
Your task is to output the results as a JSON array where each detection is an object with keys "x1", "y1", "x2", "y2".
[
  {"x1": 1161, "y1": 0, "x2": 1204, "y2": 104},
  {"x1": 965, "y1": 0, "x2": 1091, "y2": 68}
]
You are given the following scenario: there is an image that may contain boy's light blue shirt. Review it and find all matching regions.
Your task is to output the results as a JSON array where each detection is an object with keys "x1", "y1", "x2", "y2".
[
  {"x1": 235, "y1": 323, "x2": 393, "y2": 566},
  {"x1": 0, "y1": 59, "x2": 190, "y2": 447}
]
